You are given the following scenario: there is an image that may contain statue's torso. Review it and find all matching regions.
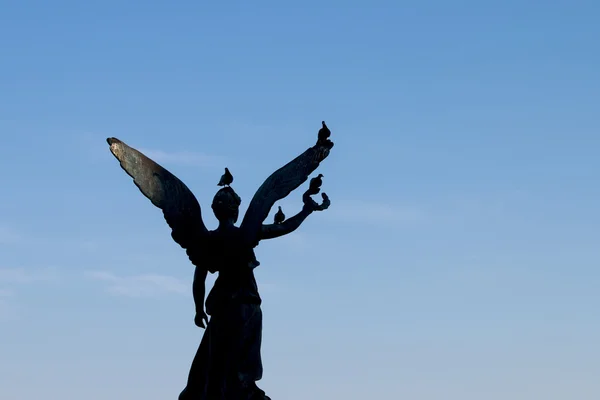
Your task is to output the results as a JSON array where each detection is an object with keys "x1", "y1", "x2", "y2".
[{"x1": 204, "y1": 227, "x2": 261, "y2": 315}]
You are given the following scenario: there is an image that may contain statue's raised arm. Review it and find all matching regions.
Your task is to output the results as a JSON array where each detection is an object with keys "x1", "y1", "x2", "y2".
[{"x1": 240, "y1": 121, "x2": 334, "y2": 246}]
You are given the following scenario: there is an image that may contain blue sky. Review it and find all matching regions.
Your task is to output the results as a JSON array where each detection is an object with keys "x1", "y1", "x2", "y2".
[{"x1": 1, "y1": 0, "x2": 599, "y2": 398}]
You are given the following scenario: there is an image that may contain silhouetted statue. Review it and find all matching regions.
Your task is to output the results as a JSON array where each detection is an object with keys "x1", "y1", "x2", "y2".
[{"x1": 106, "y1": 122, "x2": 334, "y2": 399}]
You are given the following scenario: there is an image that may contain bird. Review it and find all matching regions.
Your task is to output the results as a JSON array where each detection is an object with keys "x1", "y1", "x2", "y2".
[
  {"x1": 309, "y1": 174, "x2": 324, "y2": 191},
  {"x1": 318, "y1": 121, "x2": 331, "y2": 143},
  {"x1": 218, "y1": 168, "x2": 233, "y2": 186},
  {"x1": 274, "y1": 206, "x2": 285, "y2": 224}
]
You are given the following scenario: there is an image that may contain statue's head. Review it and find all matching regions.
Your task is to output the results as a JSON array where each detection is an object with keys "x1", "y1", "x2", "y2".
[{"x1": 212, "y1": 186, "x2": 241, "y2": 223}]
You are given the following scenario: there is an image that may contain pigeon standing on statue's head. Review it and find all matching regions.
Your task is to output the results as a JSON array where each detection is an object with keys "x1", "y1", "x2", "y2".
[
  {"x1": 218, "y1": 168, "x2": 234, "y2": 187},
  {"x1": 274, "y1": 206, "x2": 286, "y2": 224}
]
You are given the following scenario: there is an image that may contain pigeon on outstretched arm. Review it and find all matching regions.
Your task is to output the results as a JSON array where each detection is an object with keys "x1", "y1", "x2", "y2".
[{"x1": 274, "y1": 206, "x2": 286, "y2": 224}]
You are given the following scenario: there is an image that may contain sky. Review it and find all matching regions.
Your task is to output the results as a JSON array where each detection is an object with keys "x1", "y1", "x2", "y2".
[{"x1": 0, "y1": 0, "x2": 599, "y2": 399}]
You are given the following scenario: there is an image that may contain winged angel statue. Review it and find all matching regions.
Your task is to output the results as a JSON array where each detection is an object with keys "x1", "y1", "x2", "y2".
[{"x1": 107, "y1": 122, "x2": 334, "y2": 400}]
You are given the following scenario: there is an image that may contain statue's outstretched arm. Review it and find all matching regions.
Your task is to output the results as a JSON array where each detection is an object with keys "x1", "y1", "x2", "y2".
[
  {"x1": 241, "y1": 122, "x2": 334, "y2": 246},
  {"x1": 260, "y1": 189, "x2": 331, "y2": 240},
  {"x1": 261, "y1": 207, "x2": 313, "y2": 240}
]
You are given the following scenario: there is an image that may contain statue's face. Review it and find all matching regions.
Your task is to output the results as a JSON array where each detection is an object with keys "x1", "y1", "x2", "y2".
[
  {"x1": 231, "y1": 207, "x2": 239, "y2": 223},
  {"x1": 212, "y1": 187, "x2": 241, "y2": 223},
  {"x1": 212, "y1": 202, "x2": 239, "y2": 223}
]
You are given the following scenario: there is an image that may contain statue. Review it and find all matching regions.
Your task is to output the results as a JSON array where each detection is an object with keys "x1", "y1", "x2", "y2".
[{"x1": 106, "y1": 121, "x2": 334, "y2": 399}]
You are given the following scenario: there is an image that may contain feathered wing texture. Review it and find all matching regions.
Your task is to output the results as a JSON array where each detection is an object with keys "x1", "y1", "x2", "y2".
[
  {"x1": 241, "y1": 141, "x2": 333, "y2": 246},
  {"x1": 107, "y1": 138, "x2": 208, "y2": 267}
]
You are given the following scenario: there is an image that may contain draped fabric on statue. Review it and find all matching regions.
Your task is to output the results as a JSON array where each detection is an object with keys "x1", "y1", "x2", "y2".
[
  {"x1": 179, "y1": 303, "x2": 265, "y2": 400},
  {"x1": 179, "y1": 229, "x2": 268, "y2": 400}
]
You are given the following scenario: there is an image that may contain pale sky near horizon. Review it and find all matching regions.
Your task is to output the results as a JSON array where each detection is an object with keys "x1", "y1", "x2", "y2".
[{"x1": 1, "y1": 1, "x2": 599, "y2": 399}]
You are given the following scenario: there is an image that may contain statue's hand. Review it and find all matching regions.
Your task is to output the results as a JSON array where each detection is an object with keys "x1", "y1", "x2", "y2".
[
  {"x1": 303, "y1": 190, "x2": 331, "y2": 212},
  {"x1": 195, "y1": 310, "x2": 209, "y2": 329},
  {"x1": 319, "y1": 192, "x2": 331, "y2": 210}
]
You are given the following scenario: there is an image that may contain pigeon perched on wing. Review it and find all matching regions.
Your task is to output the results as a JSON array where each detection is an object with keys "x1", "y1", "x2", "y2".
[
  {"x1": 318, "y1": 121, "x2": 331, "y2": 144},
  {"x1": 274, "y1": 206, "x2": 285, "y2": 224},
  {"x1": 218, "y1": 168, "x2": 233, "y2": 187}
]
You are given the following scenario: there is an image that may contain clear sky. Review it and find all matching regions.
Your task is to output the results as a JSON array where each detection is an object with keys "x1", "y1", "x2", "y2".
[{"x1": 1, "y1": 0, "x2": 599, "y2": 399}]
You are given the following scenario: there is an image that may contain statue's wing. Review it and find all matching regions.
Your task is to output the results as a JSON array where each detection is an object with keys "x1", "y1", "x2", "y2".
[
  {"x1": 240, "y1": 140, "x2": 333, "y2": 246},
  {"x1": 107, "y1": 138, "x2": 208, "y2": 267}
]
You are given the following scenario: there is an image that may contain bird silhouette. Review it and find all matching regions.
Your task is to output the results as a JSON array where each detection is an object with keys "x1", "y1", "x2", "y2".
[
  {"x1": 318, "y1": 121, "x2": 331, "y2": 143},
  {"x1": 309, "y1": 174, "x2": 324, "y2": 190},
  {"x1": 274, "y1": 206, "x2": 286, "y2": 224},
  {"x1": 218, "y1": 168, "x2": 233, "y2": 186}
]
